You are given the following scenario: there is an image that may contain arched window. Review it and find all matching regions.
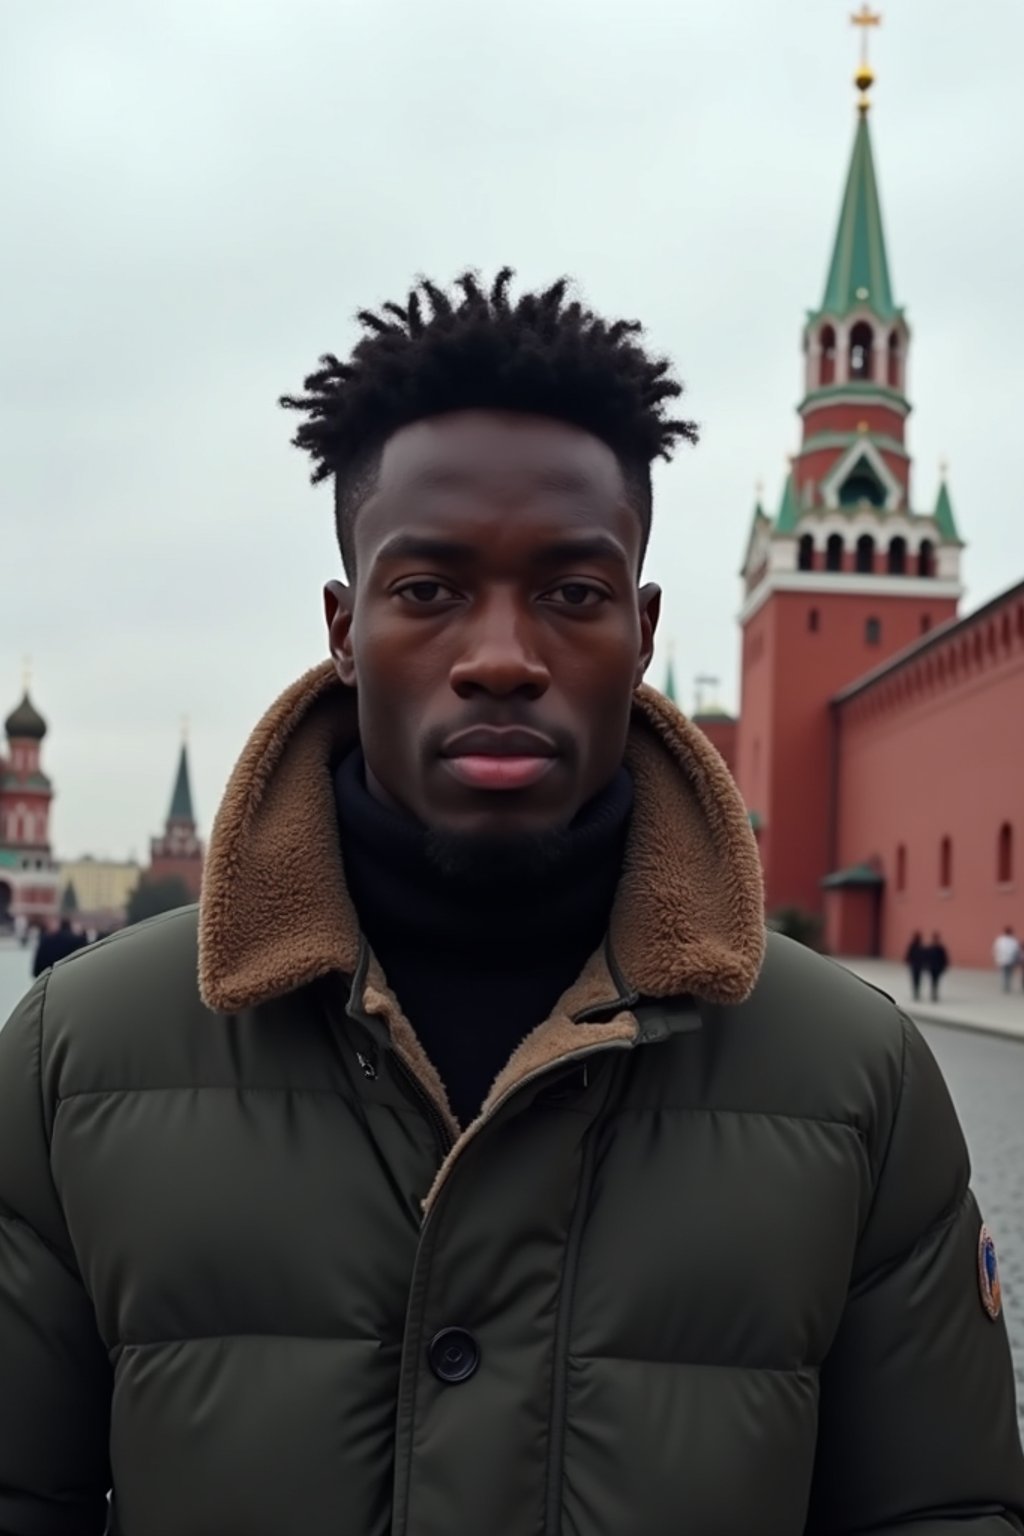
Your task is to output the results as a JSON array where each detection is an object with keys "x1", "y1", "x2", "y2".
[
  {"x1": 798, "y1": 533, "x2": 814, "y2": 571},
  {"x1": 920, "y1": 613, "x2": 932, "y2": 634},
  {"x1": 896, "y1": 844, "x2": 907, "y2": 893},
  {"x1": 849, "y1": 320, "x2": 875, "y2": 381},
  {"x1": 1002, "y1": 613, "x2": 1012, "y2": 649},
  {"x1": 887, "y1": 330, "x2": 901, "y2": 389},
  {"x1": 887, "y1": 536, "x2": 907, "y2": 575},
  {"x1": 918, "y1": 539, "x2": 935, "y2": 577},
  {"x1": 808, "y1": 607, "x2": 820, "y2": 633},
  {"x1": 939, "y1": 836, "x2": 953, "y2": 891},
  {"x1": 820, "y1": 324, "x2": 837, "y2": 387},
  {"x1": 998, "y1": 823, "x2": 1014, "y2": 885},
  {"x1": 856, "y1": 534, "x2": 876, "y2": 573},
  {"x1": 826, "y1": 533, "x2": 844, "y2": 572},
  {"x1": 865, "y1": 616, "x2": 882, "y2": 646}
]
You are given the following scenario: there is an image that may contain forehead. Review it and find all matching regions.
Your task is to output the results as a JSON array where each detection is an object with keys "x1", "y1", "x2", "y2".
[{"x1": 354, "y1": 410, "x2": 639, "y2": 563}]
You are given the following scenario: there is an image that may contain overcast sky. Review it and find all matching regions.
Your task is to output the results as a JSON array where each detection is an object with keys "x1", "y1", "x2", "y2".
[{"x1": 3, "y1": 0, "x2": 1023, "y2": 860}]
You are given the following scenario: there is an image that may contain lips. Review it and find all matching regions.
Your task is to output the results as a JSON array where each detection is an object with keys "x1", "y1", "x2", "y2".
[{"x1": 439, "y1": 726, "x2": 559, "y2": 792}]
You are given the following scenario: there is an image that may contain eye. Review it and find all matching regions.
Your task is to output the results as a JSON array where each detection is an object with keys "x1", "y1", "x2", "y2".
[
  {"x1": 395, "y1": 580, "x2": 457, "y2": 605},
  {"x1": 546, "y1": 583, "x2": 608, "y2": 608}
]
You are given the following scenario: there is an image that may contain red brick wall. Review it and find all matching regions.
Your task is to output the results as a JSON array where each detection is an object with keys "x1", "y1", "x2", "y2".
[
  {"x1": 739, "y1": 587, "x2": 958, "y2": 917},
  {"x1": 834, "y1": 590, "x2": 1024, "y2": 967}
]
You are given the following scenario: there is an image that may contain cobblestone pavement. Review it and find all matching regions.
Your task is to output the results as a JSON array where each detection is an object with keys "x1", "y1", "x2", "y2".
[
  {"x1": 2, "y1": 946, "x2": 1022, "y2": 1427},
  {"x1": 918, "y1": 1021, "x2": 1024, "y2": 1428}
]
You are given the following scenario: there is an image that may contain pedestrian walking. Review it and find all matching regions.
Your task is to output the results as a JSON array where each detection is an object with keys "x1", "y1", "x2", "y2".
[
  {"x1": 926, "y1": 931, "x2": 950, "y2": 1002},
  {"x1": 31, "y1": 915, "x2": 86, "y2": 978},
  {"x1": 993, "y1": 926, "x2": 1021, "y2": 994},
  {"x1": 905, "y1": 929, "x2": 927, "y2": 999},
  {"x1": 0, "y1": 268, "x2": 1021, "y2": 1533}
]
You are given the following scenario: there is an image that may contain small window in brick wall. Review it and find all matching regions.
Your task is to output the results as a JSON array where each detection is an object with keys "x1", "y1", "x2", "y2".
[
  {"x1": 865, "y1": 617, "x2": 882, "y2": 646},
  {"x1": 808, "y1": 608, "x2": 820, "y2": 633}
]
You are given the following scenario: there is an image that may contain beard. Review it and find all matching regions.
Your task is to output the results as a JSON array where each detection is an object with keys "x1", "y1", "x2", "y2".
[{"x1": 422, "y1": 824, "x2": 573, "y2": 885}]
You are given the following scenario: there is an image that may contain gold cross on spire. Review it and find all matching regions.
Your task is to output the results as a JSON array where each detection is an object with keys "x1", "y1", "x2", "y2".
[{"x1": 851, "y1": 5, "x2": 881, "y2": 110}]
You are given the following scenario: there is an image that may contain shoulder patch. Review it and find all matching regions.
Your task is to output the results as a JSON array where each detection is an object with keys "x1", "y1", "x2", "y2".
[{"x1": 978, "y1": 1225, "x2": 1002, "y2": 1321}]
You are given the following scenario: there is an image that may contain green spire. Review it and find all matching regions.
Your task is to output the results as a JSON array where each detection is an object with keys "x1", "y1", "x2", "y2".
[
  {"x1": 933, "y1": 472, "x2": 961, "y2": 544},
  {"x1": 774, "y1": 469, "x2": 800, "y2": 534},
  {"x1": 168, "y1": 743, "x2": 195, "y2": 825},
  {"x1": 819, "y1": 111, "x2": 897, "y2": 322},
  {"x1": 662, "y1": 652, "x2": 678, "y2": 706}
]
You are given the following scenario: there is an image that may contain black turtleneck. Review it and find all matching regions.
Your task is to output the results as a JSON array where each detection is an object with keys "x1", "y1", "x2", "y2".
[{"x1": 334, "y1": 751, "x2": 633, "y2": 1127}]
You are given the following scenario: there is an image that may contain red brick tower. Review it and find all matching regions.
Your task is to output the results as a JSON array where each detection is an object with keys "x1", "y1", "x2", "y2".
[
  {"x1": 735, "y1": 28, "x2": 963, "y2": 920},
  {"x1": 148, "y1": 735, "x2": 204, "y2": 900},
  {"x1": 0, "y1": 678, "x2": 61, "y2": 931}
]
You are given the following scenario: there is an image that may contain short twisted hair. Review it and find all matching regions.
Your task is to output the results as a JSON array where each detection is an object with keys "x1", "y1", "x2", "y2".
[{"x1": 280, "y1": 268, "x2": 697, "y2": 574}]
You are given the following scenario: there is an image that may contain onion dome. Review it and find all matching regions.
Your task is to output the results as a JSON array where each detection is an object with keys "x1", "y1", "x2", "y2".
[{"x1": 5, "y1": 691, "x2": 47, "y2": 741}]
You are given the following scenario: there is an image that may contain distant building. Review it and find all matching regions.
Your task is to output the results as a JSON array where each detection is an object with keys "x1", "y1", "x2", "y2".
[
  {"x1": 59, "y1": 856, "x2": 141, "y2": 934},
  {"x1": 0, "y1": 682, "x2": 61, "y2": 932},
  {"x1": 146, "y1": 738, "x2": 204, "y2": 900}
]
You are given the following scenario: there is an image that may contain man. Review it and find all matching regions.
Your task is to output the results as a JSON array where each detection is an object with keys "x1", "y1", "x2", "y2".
[
  {"x1": 0, "y1": 271, "x2": 1021, "y2": 1534},
  {"x1": 31, "y1": 913, "x2": 86, "y2": 978},
  {"x1": 994, "y1": 926, "x2": 1021, "y2": 993}
]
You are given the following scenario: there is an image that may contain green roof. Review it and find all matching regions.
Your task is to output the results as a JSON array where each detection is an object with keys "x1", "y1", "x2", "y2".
[
  {"x1": 817, "y1": 112, "x2": 898, "y2": 323},
  {"x1": 168, "y1": 744, "x2": 196, "y2": 825},
  {"x1": 774, "y1": 471, "x2": 800, "y2": 535},
  {"x1": 821, "y1": 863, "x2": 884, "y2": 889},
  {"x1": 933, "y1": 475, "x2": 961, "y2": 544}
]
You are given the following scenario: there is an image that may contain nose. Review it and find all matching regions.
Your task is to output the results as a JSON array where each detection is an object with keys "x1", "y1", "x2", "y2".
[{"x1": 448, "y1": 593, "x2": 550, "y2": 700}]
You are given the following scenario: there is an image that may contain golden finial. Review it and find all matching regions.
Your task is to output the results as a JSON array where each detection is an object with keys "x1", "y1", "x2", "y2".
[
  {"x1": 181, "y1": 714, "x2": 190, "y2": 744},
  {"x1": 851, "y1": 5, "x2": 881, "y2": 111},
  {"x1": 939, "y1": 456, "x2": 949, "y2": 478},
  {"x1": 22, "y1": 655, "x2": 31, "y2": 694}
]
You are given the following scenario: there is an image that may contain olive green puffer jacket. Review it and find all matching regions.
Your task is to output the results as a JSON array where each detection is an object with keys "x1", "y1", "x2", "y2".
[{"x1": 1, "y1": 666, "x2": 1022, "y2": 1536}]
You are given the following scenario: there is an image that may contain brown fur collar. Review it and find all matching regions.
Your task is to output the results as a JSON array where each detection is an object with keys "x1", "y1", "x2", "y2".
[{"x1": 199, "y1": 660, "x2": 764, "y2": 1017}]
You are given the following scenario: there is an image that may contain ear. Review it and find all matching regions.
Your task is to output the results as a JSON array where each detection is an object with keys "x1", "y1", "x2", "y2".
[
  {"x1": 324, "y1": 580, "x2": 356, "y2": 689},
  {"x1": 635, "y1": 583, "x2": 662, "y2": 687}
]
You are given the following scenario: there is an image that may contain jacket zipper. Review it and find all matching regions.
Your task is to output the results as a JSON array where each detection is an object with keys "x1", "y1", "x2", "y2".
[{"x1": 393, "y1": 1053, "x2": 456, "y2": 1161}]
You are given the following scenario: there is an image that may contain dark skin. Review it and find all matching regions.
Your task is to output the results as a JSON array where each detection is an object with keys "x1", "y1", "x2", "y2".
[{"x1": 325, "y1": 410, "x2": 661, "y2": 839}]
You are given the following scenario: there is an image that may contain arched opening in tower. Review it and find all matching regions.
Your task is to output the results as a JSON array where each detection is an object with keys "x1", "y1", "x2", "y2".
[
  {"x1": 826, "y1": 534, "x2": 844, "y2": 572},
  {"x1": 798, "y1": 534, "x2": 815, "y2": 571},
  {"x1": 856, "y1": 534, "x2": 877, "y2": 574},
  {"x1": 819, "y1": 325, "x2": 837, "y2": 387},
  {"x1": 849, "y1": 321, "x2": 875, "y2": 381},
  {"x1": 887, "y1": 330, "x2": 901, "y2": 390},
  {"x1": 887, "y1": 536, "x2": 907, "y2": 575},
  {"x1": 918, "y1": 539, "x2": 935, "y2": 578}
]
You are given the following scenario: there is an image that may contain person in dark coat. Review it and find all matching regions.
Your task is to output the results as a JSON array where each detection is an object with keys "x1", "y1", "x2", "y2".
[
  {"x1": 904, "y1": 930, "x2": 926, "y2": 1000},
  {"x1": 926, "y1": 932, "x2": 950, "y2": 1002},
  {"x1": 32, "y1": 917, "x2": 86, "y2": 978}
]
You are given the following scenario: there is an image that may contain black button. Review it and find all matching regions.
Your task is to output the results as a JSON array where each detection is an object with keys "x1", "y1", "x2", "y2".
[{"x1": 429, "y1": 1328, "x2": 480, "y2": 1384}]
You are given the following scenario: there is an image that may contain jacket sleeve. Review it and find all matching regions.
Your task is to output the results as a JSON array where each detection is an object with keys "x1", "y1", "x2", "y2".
[
  {"x1": 0, "y1": 978, "x2": 112, "y2": 1536},
  {"x1": 807, "y1": 1014, "x2": 1024, "y2": 1534}
]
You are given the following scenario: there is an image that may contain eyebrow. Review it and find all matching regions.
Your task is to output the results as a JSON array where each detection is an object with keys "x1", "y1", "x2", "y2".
[{"x1": 373, "y1": 532, "x2": 628, "y2": 567}]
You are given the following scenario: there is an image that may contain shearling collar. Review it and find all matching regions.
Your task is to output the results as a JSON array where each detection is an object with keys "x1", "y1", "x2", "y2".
[{"x1": 199, "y1": 661, "x2": 764, "y2": 1021}]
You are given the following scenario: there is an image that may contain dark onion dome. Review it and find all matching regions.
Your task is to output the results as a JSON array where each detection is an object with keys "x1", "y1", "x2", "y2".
[{"x1": 4, "y1": 691, "x2": 47, "y2": 741}]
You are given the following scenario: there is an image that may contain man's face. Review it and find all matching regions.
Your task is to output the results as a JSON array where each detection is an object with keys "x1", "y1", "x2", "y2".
[{"x1": 325, "y1": 410, "x2": 660, "y2": 838}]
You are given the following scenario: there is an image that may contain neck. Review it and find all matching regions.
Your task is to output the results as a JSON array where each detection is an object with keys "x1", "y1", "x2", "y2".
[{"x1": 334, "y1": 750, "x2": 633, "y2": 954}]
